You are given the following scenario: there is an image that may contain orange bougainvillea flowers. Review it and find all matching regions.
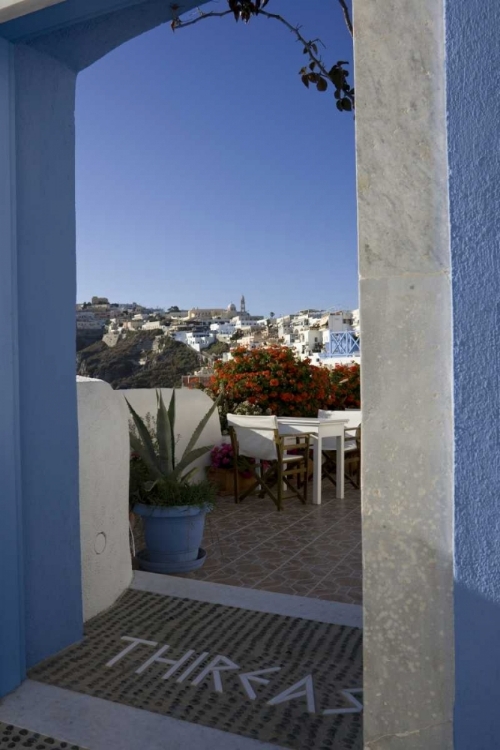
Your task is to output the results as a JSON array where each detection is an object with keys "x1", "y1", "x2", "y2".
[{"x1": 206, "y1": 346, "x2": 360, "y2": 418}]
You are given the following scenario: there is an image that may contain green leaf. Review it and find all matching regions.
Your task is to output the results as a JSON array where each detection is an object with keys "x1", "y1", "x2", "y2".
[
  {"x1": 168, "y1": 389, "x2": 176, "y2": 468},
  {"x1": 301, "y1": 75, "x2": 309, "y2": 88},
  {"x1": 156, "y1": 390, "x2": 173, "y2": 474},
  {"x1": 129, "y1": 432, "x2": 162, "y2": 480},
  {"x1": 173, "y1": 445, "x2": 212, "y2": 480},
  {"x1": 317, "y1": 77, "x2": 328, "y2": 92},
  {"x1": 181, "y1": 394, "x2": 221, "y2": 464},
  {"x1": 180, "y1": 466, "x2": 199, "y2": 483},
  {"x1": 126, "y1": 399, "x2": 162, "y2": 477},
  {"x1": 341, "y1": 98, "x2": 353, "y2": 111}
]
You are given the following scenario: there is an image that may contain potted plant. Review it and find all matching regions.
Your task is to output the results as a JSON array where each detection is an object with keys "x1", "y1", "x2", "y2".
[
  {"x1": 207, "y1": 442, "x2": 257, "y2": 497},
  {"x1": 127, "y1": 390, "x2": 219, "y2": 574}
]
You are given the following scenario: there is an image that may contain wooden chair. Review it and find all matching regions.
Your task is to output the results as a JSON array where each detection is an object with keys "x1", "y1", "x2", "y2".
[{"x1": 227, "y1": 414, "x2": 311, "y2": 511}]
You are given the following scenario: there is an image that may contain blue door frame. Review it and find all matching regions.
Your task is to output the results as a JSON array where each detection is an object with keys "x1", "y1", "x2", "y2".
[
  {"x1": 0, "y1": 0, "x2": 203, "y2": 700},
  {"x1": 0, "y1": 37, "x2": 25, "y2": 695}
]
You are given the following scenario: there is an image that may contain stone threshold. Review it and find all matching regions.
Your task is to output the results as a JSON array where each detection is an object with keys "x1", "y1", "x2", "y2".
[
  {"x1": 131, "y1": 571, "x2": 363, "y2": 628},
  {"x1": 0, "y1": 579, "x2": 362, "y2": 750},
  {"x1": 0, "y1": 681, "x2": 284, "y2": 750}
]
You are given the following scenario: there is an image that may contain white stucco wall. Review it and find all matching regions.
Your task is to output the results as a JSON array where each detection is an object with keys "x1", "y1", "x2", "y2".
[
  {"x1": 76, "y1": 383, "x2": 221, "y2": 622},
  {"x1": 77, "y1": 377, "x2": 132, "y2": 621},
  {"x1": 118, "y1": 387, "x2": 222, "y2": 481}
]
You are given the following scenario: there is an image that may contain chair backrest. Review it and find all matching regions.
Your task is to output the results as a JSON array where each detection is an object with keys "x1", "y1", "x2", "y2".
[
  {"x1": 227, "y1": 414, "x2": 279, "y2": 461},
  {"x1": 318, "y1": 409, "x2": 362, "y2": 429}
]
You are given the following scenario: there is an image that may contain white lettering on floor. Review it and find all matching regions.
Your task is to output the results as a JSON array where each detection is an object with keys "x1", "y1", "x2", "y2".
[
  {"x1": 268, "y1": 675, "x2": 316, "y2": 714},
  {"x1": 239, "y1": 667, "x2": 281, "y2": 700},
  {"x1": 191, "y1": 654, "x2": 240, "y2": 693},
  {"x1": 105, "y1": 635, "x2": 363, "y2": 716},
  {"x1": 322, "y1": 688, "x2": 364, "y2": 715},
  {"x1": 105, "y1": 636, "x2": 158, "y2": 668}
]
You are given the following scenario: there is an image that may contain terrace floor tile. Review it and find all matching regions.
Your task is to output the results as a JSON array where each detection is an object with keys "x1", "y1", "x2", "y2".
[{"x1": 135, "y1": 480, "x2": 362, "y2": 605}]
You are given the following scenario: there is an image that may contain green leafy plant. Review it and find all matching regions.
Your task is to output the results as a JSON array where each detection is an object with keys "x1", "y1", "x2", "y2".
[
  {"x1": 129, "y1": 455, "x2": 151, "y2": 511},
  {"x1": 126, "y1": 389, "x2": 220, "y2": 507},
  {"x1": 140, "y1": 477, "x2": 216, "y2": 509}
]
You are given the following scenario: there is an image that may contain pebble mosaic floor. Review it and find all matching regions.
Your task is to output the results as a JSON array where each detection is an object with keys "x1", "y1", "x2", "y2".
[
  {"x1": 135, "y1": 480, "x2": 362, "y2": 605},
  {"x1": 0, "y1": 722, "x2": 86, "y2": 749},
  {"x1": 29, "y1": 589, "x2": 363, "y2": 750}
]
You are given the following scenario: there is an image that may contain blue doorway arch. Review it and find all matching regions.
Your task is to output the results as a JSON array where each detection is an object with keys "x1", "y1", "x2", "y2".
[{"x1": 0, "y1": 0, "x2": 206, "y2": 698}]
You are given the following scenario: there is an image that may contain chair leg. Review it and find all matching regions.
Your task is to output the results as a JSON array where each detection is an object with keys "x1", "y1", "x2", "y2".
[
  {"x1": 343, "y1": 453, "x2": 359, "y2": 489},
  {"x1": 233, "y1": 466, "x2": 240, "y2": 504},
  {"x1": 282, "y1": 470, "x2": 307, "y2": 505},
  {"x1": 321, "y1": 451, "x2": 337, "y2": 487},
  {"x1": 293, "y1": 465, "x2": 307, "y2": 505},
  {"x1": 276, "y1": 463, "x2": 283, "y2": 511}
]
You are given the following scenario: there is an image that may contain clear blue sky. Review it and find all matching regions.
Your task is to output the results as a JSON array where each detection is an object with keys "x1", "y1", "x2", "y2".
[{"x1": 76, "y1": 0, "x2": 357, "y2": 317}]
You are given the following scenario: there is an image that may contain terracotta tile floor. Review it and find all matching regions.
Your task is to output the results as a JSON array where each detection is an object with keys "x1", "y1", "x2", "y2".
[{"x1": 180, "y1": 480, "x2": 362, "y2": 605}]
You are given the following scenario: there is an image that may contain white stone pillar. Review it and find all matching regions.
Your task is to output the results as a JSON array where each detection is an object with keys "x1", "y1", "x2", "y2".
[{"x1": 353, "y1": 1, "x2": 454, "y2": 747}]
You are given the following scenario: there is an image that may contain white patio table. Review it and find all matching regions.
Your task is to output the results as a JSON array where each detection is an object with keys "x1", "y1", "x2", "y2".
[{"x1": 277, "y1": 416, "x2": 348, "y2": 504}]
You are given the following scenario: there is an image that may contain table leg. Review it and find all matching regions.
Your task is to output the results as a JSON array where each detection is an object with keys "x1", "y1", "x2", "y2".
[
  {"x1": 336, "y1": 434, "x2": 344, "y2": 499},
  {"x1": 313, "y1": 434, "x2": 321, "y2": 505}
]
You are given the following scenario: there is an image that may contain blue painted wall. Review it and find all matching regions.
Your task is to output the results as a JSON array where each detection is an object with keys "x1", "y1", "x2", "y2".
[
  {"x1": 14, "y1": 44, "x2": 83, "y2": 668},
  {"x1": 446, "y1": 0, "x2": 500, "y2": 746},
  {"x1": 0, "y1": 37, "x2": 25, "y2": 695},
  {"x1": 0, "y1": 0, "x2": 210, "y2": 697},
  {"x1": 0, "y1": 33, "x2": 83, "y2": 695},
  {"x1": 0, "y1": 0, "x2": 174, "y2": 41}
]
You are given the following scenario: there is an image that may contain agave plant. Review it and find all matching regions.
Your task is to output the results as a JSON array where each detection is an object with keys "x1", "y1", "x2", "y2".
[{"x1": 126, "y1": 390, "x2": 220, "y2": 487}]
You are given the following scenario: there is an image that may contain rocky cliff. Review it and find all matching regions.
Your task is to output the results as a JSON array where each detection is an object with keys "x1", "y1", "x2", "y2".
[{"x1": 76, "y1": 331, "x2": 202, "y2": 389}]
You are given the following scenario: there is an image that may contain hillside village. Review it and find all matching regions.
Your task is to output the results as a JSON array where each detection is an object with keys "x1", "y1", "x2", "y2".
[{"x1": 77, "y1": 294, "x2": 360, "y2": 388}]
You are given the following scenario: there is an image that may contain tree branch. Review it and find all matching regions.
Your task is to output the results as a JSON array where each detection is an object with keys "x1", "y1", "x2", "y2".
[
  {"x1": 170, "y1": 2, "x2": 355, "y2": 112},
  {"x1": 172, "y1": 6, "x2": 331, "y2": 80},
  {"x1": 336, "y1": 0, "x2": 353, "y2": 38},
  {"x1": 170, "y1": 8, "x2": 234, "y2": 30},
  {"x1": 258, "y1": 9, "x2": 331, "y2": 79},
  {"x1": 171, "y1": 2, "x2": 353, "y2": 40}
]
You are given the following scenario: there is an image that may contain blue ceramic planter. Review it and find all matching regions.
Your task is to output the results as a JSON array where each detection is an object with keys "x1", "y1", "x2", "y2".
[{"x1": 134, "y1": 503, "x2": 209, "y2": 573}]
